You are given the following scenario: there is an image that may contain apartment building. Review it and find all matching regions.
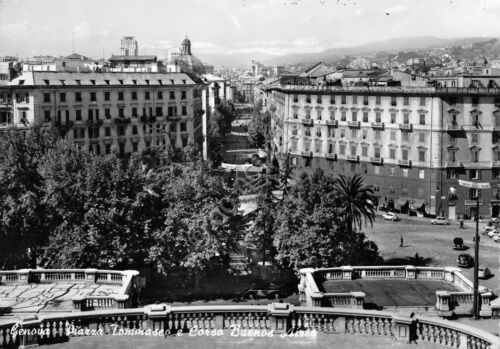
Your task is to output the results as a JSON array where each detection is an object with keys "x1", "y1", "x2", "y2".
[
  {"x1": 0, "y1": 71, "x2": 208, "y2": 163},
  {"x1": 262, "y1": 81, "x2": 500, "y2": 219}
]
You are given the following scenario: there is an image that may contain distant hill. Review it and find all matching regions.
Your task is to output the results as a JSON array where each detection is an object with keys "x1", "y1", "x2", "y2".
[{"x1": 197, "y1": 36, "x2": 499, "y2": 68}]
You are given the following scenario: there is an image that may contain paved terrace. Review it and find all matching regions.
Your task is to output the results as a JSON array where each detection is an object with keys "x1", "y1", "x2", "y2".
[{"x1": 319, "y1": 279, "x2": 461, "y2": 308}]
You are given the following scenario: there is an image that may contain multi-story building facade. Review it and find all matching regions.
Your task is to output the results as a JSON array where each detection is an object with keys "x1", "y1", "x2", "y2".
[
  {"x1": 262, "y1": 81, "x2": 500, "y2": 219},
  {"x1": 0, "y1": 71, "x2": 208, "y2": 164}
]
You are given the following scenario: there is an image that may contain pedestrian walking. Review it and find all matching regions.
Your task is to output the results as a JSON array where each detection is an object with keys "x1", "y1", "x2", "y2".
[
  {"x1": 460, "y1": 217, "x2": 464, "y2": 229},
  {"x1": 400, "y1": 235, "x2": 404, "y2": 247}
]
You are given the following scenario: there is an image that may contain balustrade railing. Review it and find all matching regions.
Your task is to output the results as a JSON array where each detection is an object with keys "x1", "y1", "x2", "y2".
[{"x1": 2, "y1": 306, "x2": 497, "y2": 349}]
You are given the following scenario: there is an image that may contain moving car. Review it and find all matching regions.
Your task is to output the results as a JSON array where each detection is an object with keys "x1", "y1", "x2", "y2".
[
  {"x1": 488, "y1": 229, "x2": 499, "y2": 238},
  {"x1": 382, "y1": 212, "x2": 399, "y2": 221},
  {"x1": 457, "y1": 254, "x2": 474, "y2": 268},
  {"x1": 478, "y1": 267, "x2": 492, "y2": 279},
  {"x1": 492, "y1": 234, "x2": 500, "y2": 243},
  {"x1": 482, "y1": 226, "x2": 496, "y2": 236},
  {"x1": 431, "y1": 216, "x2": 449, "y2": 225}
]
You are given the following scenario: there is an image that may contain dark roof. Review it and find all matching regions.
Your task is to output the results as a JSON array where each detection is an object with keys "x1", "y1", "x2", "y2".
[
  {"x1": 65, "y1": 53, "x2": 90, "y2": 60},
  {"x1": 109, "y1": 55, "x2": 157, "y2": 62}
]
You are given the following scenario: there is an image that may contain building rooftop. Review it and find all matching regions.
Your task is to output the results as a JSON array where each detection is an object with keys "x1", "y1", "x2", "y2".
[
  {"x1": 10, "y1": 71, "x2": 199, "y2": 86},
  {"x1": 109, "y1": 55, "x2": 157, "y2": 62}
]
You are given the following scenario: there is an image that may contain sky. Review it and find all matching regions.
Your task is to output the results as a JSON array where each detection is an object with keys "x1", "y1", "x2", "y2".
[{"x1": 1, "y1": 0, "x2": 500, "y2": 60}]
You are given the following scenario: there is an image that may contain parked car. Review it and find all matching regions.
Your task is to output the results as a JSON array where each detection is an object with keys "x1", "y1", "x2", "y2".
[
  {"x1": 487, "y1": 229, "x2": 499, "y2": 238},
  {"x1": 431, "y1": 216, "x2": 449, "y2": 225},
  {"x1": 482, "y1": 226, "x2": 496, "y2": 236},
  {"x1": 457, "y1": 254, "x2": 474, "y2": 268},
  {"x1": 234, "y1": 283, "x2": 283, "y2": 301},
  {"x1": 382, "y1": 212, "x2": 399, "y2": 221},
  {"x1": 492, "y1": 234, "x2": 500, "y2": 243},
  {"x1": 478, "y1": 267, "x2": 492, "y2": 279}
]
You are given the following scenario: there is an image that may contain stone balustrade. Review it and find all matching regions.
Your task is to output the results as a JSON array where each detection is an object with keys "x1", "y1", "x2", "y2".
[
  {"x1": 0, "y1": 305, "x2": 498, "y2": 349},
  {"x1": 299, "y1": 266, "x2": 494, "y2": 318},
  {"x1": 0, "y1": 269, "x2": 140, "y2": 312}
]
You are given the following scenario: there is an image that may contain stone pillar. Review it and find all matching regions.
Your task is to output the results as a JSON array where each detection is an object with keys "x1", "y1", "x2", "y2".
[
  {"x1": 435, "y1": 291, "x2": 451, "y2": 317},
  {"x1": 84, "y1": 269, "x2": 97, "y2": 283},
  {"x1": 392, "y1": 314, "x2": 413, "y2": 343},
  {"x1": 479, "y1": 292, "x2": 493, "y2": 317},
  {"x1": 444, "y1": 267, "x2": 458, "y2": 283},
  {"x1": 267, "y1": 303, "x2": 292, "y2": 334},
  {"x1": 351, "y1": 292, "x2": 365, "y2": 309},
  {"x1": 405, "y1": 266, "x2": 416, "y2": 279},
  {"x1": 72, "y1": 296, "x2": 84, "y2": 312},
  {"x1": 114, "y1": 295, "x2": 129, "y2": 309},
  {"x1": 18, "y1": 314, "x2": 41, "y2": 349},
  {"x1": 18, "y1": 269, "x2": 30, "y2": 284},
  {"x1": 145, "y1": 304, "x2": 170, "y2": 331},
  {"x1": 341, "y1": 266, "x2": 354, "y2": 280}
]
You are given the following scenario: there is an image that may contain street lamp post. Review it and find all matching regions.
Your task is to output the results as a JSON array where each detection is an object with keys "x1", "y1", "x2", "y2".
[{"x1": 458, "y1": 179, "x2": 490, "y2": 320}]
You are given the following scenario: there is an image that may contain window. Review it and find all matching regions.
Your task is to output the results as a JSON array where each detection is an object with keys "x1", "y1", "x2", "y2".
[
  {"x1": 402, "y1": 149, "x2": 408, "y2": 160},
  {"x1": 375, "y1": 95, "x2": 381, "y2": 105},
  {"x1": 420, "y1": 97, "x2": 426, "y2": 107},
  {"x1": 471, "y1": 149, "x2": 479, "y2": 162},
  {"x1": 390, "y1": 131, "x2": 396, "y2": 141},
  {"x1": 352, "y1": 111, "x2": 357, "y2": 122},
  {"x1": 419, "y1": 114, "x2": 425, "y2": 125},
  {"x1": 374, "y1": 166, "x2": 380, "y2": 175},
  {"x1": 351, "y1": 129, "x2": 358, "y2": 138},
  {"x1": 118, "y1": 92, "x2": 124, "y2": 101},
  {"x1": 362, "y1": 129, "x2": 368, "y2": 139},
  {"x1": 105, "y1": 109, "x2": 111, "y2": 119},
  {"x1": 156, "y1": 107, "x2": 162, "y2": 116},
  {"x1": 145, "y1": 91, "x2": 150, "y2": 100},
  {"x1": 181, "y1": 91, "x2": 187, "y2": 99},
  {"x1": 390, "y1": 148, "x2": 396, "y2": 159},
  {"x1": 341, "y1": 95, "x2": 347, "y2": 104},
  {"x1": 374, "y1": 146, "x2": 381, "y2": 159},
  {"x1": 119, "y1": 108, "x2": 124, "y2": 117},
  {"x1": 352, "y1": 96, "x2": 357, "y2": 104},
  {"x1": 419, "y1": 170, "x2": 425, "y2": 179},
  {"x1": 88, "y1": 109, "x2": 93, "y2": 121},
  {"x1": 132, "y1": 142, "x2": 138, "y2": 152},
  {"x1": 402, "y1": 132, "x2": 409, "y2": 142},
  {"x1": 472, "y1": 97, "x2": 479, "y2": 106},
  {"x1": 316, "y1": 109, "x2": 322, "y2": 120},
  {"x1": 340, "y1": 129, "x2": 345, "y2": 138},
  {"x1": 316, "y1": 127, "x2": 322, "y2": 137},
  {"x1": 390, "y1": 113, "x2": 396, "y2": 124},
  {"x1": 291, "y1": 139, "x2": 298, "y2": 151},
  {"x1": 60, "y1": 93, "x2": 66, "y2": 102},
  {"x1": 363, "y1": 112, "x2": 368, "y2": 122},
  {"x1": 293, "y1": 111, "x2": 298, "y2": 119},
  {"x1": 76, "y1": 110, "x2": 82, "y2": 121},
  {"x1": 375, "y1": 112, "x2": 381, "y2": 123},
  {"x1": 168, "y1": 106, "x2": 177, "y2": 116},
  {"x1": 104, "y1": 92, "x2": 110, "y2": 101},
  {"x1": 304, "y1": 126, "x2": 311, "y2": 137},
  {"x1": 330, "y1": 95, "x2": 335, "y2": 104},
  {"x1": 339, "y1": 144, "x2": 346, "y2": 155},
  {"x1": 341, "y1": 111, "x2": 347, "y2": 121},
  {"x1": 118, "y1": 126, "x2": 125, "y2": 136},
  {"x1": 374, "y1": 130, "x2": 381, "y2": 140},
  {"x1": 328, "y1": 127, "x2": 335, "y2": 138},
  {"x1": 182, "y1": 106, "x2": 187, "y2": 115},
  {"x1": 328, "y1": 143, "x2": 334, "y2": 153},
  {"x1": 105, "y1": 127, "x2": 111, "y2": 136},
  {"x1": 75, "y1": 92, "x2": 82, "y2": 102},
  {"x1": 132, "y1": 91, "x2": 137, "y2": 100},
  {"x1": 470, "y1": 169, "x2": 479, "y2": 179},
  {"x1": 402, "y1": 169, "x2": 408, "y2": 177},
  {"x1": 132, "y1": 107, "x2": 137, "y2": 117},
  {"x1": 391, "y1": 96, "x2": 397, "y2": 106},
  {"x1": 88, "y1": 126, "x2": 99, "y2": 139},
  {"x1": 419, "y1": 133, "x2": 425, "y2": 143},
  {"x1": 44, "y1": 93, "x2": 50, "y2": 102},
  {"x1": 44, "y1": 110, "x2": 51, "y2": 122},
  {"x1": 471, "y1": 133, "x2": 478, "y2": 143},
  {"x1": 403, "y1": 96, "x2": 409, "y2": 106},
  {"x1": 317, "y1": 95, "x2": 322, "y2": 104},
  {"x1": 362, "y1": 146, "x2": 368, "y2": 157},
  {"x1": 306, "y1": 96, "x2": 311, "y2": 103},
  {"x1": 363, "y1": 96, "x2": 369, "y2": 106},
  {"x1": 469, "y1": 189, "x2": 480, "y2": 199},
  {"x1": 390, "y1": 167, "x2": 395, "y2": 176},
  {"x1": 158, "y1": 91, "x2": 163, "y2": 99},
  {"x1": 350, "y1": 163, "x2": 356, "y2": 172},
  {"x1": 403, "y1": 113, "x2": 410, "y2": 124},
  {"x1": 90, "y1": 92, "x2": 96, "y2": 102},
  {"x1": 132, "y1": 125, "x2": 138, "y2": 135},
  {"x1": 493, "y1": 169, "x2": 500, "y2": 179},
  {"x1": 170, "y1": 91, "x2": 176, "y2": 99},
  {"x1": 419, "y1": 150, "x2": 426, "y2": 162},
  {"x1": 293, "y1": 94, "x2": 298, "y2": 103}
]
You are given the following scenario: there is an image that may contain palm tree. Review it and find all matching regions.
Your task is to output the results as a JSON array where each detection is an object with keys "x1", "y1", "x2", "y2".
[{"x1": 333, "y1": 174, "x2": 377, "y2": 235}]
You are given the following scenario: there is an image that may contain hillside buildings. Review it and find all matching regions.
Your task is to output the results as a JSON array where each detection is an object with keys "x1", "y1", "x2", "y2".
[{"x1": 260, "y1": 69, "x2": 500, "y2": 219}]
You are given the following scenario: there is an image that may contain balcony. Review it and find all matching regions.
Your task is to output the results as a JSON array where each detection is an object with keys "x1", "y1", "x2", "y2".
[
  {"x1": 398, "y1": 159, "x2": 412, "y2": 167},
  {"x1": 325, "y1": 120, "x2": 338, "y2": 127},
  {"x1": 347, "y1": 155, "x2": 359, "y2": 162},
  {"x1": 399, "y1": 123, "x2": 413, "y2": 132},
  {"x1": 55, "y1": 121, "x2": 74, "y2": 129},
  {"x1": 492, "y1": 160, "x2": 500, "y2": 167},
  {"x1": 370, "y1": 157, "x2": 384, "y2": 165},
  {"x1": 445, "y1": 124, "x2": 463, "y2": 133},
  {"x1": 301, "y1": 151, "x2": 313, "y2": 157},
  {"x1": 325, "y1": 153, "x2": 337, "y2": 160},
  {"x1": 86, "y1": 120, "x2": 103, "y2": 126},
  {"x1": 445, "y1": 160, "x2": 462, "y2": 168},
  {"x1": 371, "y1": 122, "x2": 385, "y2": 130},
  {"x1": 301, "y1": 118, "x2": 314, "y2": 126},
  {"x1": 0, "y1": 98, "x2": 12, "y2": 108},
  {"x1": 114, "y1": 117, "x2": 131, "y2": 125},
  {"x1": 348, "y1": 121, "x2": 361, "y2": 129}
]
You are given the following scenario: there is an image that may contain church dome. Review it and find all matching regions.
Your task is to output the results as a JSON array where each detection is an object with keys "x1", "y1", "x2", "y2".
[{"x1": 176, "y1": 36, "x2": 206, "y2": 75}]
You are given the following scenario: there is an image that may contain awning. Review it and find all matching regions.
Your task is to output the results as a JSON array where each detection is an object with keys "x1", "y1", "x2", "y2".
[
  {"x1": 409, "y1": 199, "x2": 426, "y2": 210},
  {"x1": 396, "y1": 197, "x2": 409, "y2": 207}
]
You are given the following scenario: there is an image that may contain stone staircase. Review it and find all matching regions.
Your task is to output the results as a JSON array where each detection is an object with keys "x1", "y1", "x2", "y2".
[{"x1": 229, "y1": 253, "x2": 251, "y2": 275}]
